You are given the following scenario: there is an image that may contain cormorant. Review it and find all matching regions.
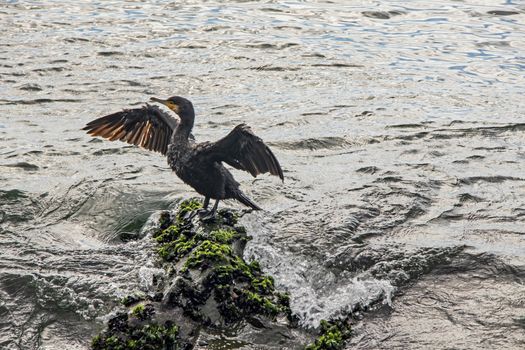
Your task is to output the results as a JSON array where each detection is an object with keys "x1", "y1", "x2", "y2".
[{"x1": 83, "y1": 96, "x2": 283, "y2": 218}]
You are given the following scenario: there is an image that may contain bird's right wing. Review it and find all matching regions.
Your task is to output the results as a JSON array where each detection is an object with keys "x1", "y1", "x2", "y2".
[
  {"x1": 82, "y1": 104, "x2": 178, "y2": 155},
  {"x1": 201, "y1": 123, "x2": 284, "y2": 180}
]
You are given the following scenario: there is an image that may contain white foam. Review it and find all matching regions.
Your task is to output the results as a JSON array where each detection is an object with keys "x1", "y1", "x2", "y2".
[{"x1": 242, "y1": 214, "x2": 395, "y2": 328}]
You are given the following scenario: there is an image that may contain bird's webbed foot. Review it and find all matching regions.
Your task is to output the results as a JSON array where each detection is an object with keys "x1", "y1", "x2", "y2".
[
  {"x1": 198, "y1": 209, "x2": 217, "y2": 222},
  {"x1": 198, "y1": 199, "x2": 219, "y2": 222}
]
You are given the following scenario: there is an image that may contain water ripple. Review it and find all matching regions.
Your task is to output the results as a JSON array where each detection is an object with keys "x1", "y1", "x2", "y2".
[{"x1": 1, "y1": 0, "x2": 524, "y2": 348}]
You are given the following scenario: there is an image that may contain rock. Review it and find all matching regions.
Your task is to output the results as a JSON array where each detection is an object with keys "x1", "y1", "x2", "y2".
[
  {"x1": 305, "y1": 319, "x2": 352, "y2": 350},
  {"x1": 90, "y1": 199, "x2": 303, "y2": 349}
]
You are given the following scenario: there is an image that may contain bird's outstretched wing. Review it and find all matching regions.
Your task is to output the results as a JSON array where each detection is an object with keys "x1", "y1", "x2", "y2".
[
  {"x1": 82, "y1": 104, "x2": 178, "y2": 155},
  {"x1": 202, "y1": 123, "x2": 284, "y2": 180}
]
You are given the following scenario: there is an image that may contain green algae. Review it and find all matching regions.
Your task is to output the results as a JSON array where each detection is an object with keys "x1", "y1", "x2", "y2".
[
  {"x1": 176, "y1": 198, "x2": 202, "y2": 223},
  {"x1": 210, "y1": 258, "x2": 288, "y2": 321},
  {"x1": 212, "y1": 255, "x2": 257, "y2": 283},
  {"x1": 204, "y1": 252, "x2": 286, "y2": 321},
  {"x1": 130, "y1": 303, "x2": 155, "y2": 321},
  {"x1": 155, "y1": 201, "x2": 291, "y2": 323},
  {"x1": 91, "y1": 322, "x2": 179, "y2": 350},
  {"x1": 237, "y1": 290, "x2": 280, "y2": 316},
  {"x1": 210, "y1": 228, "x2": 237, "y2": 243},
  {"x1": 183, "y1": 240, "x2": 232, "y2": 270},
  {"x1": 131, "y1": 304, "x2": 145, "y2": 318},
  {"x1": 262, "y1": 298, "x2": 281, "y2": 316},
  {"x1": 251, "y1": 276, "x2": 275, "y2": 294},
  {"x1": 158, "y1": 234, "x2": 198, "y2": 262},
  {"x1": 154, "y1": 225, "x2": 180, "y2": 244},
  {"x1": 305, "y1": 319, "x2": 352, "y2": 350}
]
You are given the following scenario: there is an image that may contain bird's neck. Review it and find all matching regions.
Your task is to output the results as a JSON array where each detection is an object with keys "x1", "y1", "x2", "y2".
[{"x1": 174, "y1": 111, "x2": 194, "y2": 142}]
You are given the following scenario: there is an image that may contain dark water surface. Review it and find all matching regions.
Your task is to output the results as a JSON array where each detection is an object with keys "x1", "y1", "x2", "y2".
[{"x1": 1, "y1": 1, "x2": 525, "y2": 349}]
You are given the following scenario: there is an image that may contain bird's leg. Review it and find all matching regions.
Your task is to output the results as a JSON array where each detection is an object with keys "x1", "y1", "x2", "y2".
[
  {"x1": 200, "y1": 199, "x2": 219, "y2": 221},
  {"x1": 198, "y1": 197, "x2": 210, "y2": 215},
  {"x1": 210, "y1": 199, "x2": 219, "y2": 215},
  {"x1": 202, "y1": 197, "x2": 210, "y2": 210}
]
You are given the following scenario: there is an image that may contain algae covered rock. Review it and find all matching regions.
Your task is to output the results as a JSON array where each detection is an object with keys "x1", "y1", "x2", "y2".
[
  {"x1": 90, "y1": 199, "x2": 356, "y2": 349},
  {"x1": 91, "y1": 312, "x2": 180, "y2": 350},
  {"x1": 90, "y1": 199, "x2": 300, "y2": 349},
  {"x1": 152, "y1": 199, "x2": 293, "y2": 326},
  {"x1": 304, "y1": 319, "x2": 352, "y2": 350}
]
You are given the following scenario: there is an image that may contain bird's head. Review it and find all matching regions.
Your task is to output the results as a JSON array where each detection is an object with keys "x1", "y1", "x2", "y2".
[{"x1": 150, "y1": 96, "x2": 194, "y2": 118}]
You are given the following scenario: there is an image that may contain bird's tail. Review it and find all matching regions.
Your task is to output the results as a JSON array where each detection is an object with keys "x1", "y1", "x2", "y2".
[{"x1": 235, "y1": 191, "x2": 262, "y2": 210}]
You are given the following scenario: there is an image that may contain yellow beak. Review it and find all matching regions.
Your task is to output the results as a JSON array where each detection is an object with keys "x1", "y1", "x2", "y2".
[{"x1": 150, "y1": 97, "x2": 179, "y2": 114}]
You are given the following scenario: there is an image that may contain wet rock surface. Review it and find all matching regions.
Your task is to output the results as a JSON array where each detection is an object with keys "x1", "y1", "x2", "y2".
[{"x1": 91, "y1": 200, "x2": 320, "y2": 349}]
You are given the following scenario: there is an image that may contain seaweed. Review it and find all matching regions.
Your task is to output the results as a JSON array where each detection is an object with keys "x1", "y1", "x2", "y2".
[
  {"x1": 210, "y1": 228, "x2": 237, "y2": 243},
  {"x1": 176, "y1": 198, "x2": 202, "y2": 223},
  {"x1": 305, "y1": 319, "x2": 352, "y2": 350},
  {"x1": 183, "y1": 240, "x2": 232, "y2": 270},
  {"x1": 92, "y1": 321, "x2": 179, "y2": 350},
  {"x1": 153, "y1": 200, "x2": 291, "y2": 324},
  {"x1": 130, "y1": 303, "x2": 155, "y2": 321}
]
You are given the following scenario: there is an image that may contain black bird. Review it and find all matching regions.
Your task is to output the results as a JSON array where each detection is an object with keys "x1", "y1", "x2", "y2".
[{"x1": 83, "y1": 96, "x2": 283, "y2": 218}]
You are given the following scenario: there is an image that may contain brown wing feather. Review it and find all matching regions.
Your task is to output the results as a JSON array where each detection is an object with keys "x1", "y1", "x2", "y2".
[
  {"x1": 83, "y1": 104, "x2": 177, "y2": 155},
  {"x1": 202, "y1": 123, "x2": 284, "y2": 180}
]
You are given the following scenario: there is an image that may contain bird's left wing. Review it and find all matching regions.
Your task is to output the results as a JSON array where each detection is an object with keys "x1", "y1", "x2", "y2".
[
  {"x1": 82, "y1": 104, "x2": 178, "y2": 155},
  {"x1": 201, "y1": 123, "x2": 284, "y2": 180}
]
